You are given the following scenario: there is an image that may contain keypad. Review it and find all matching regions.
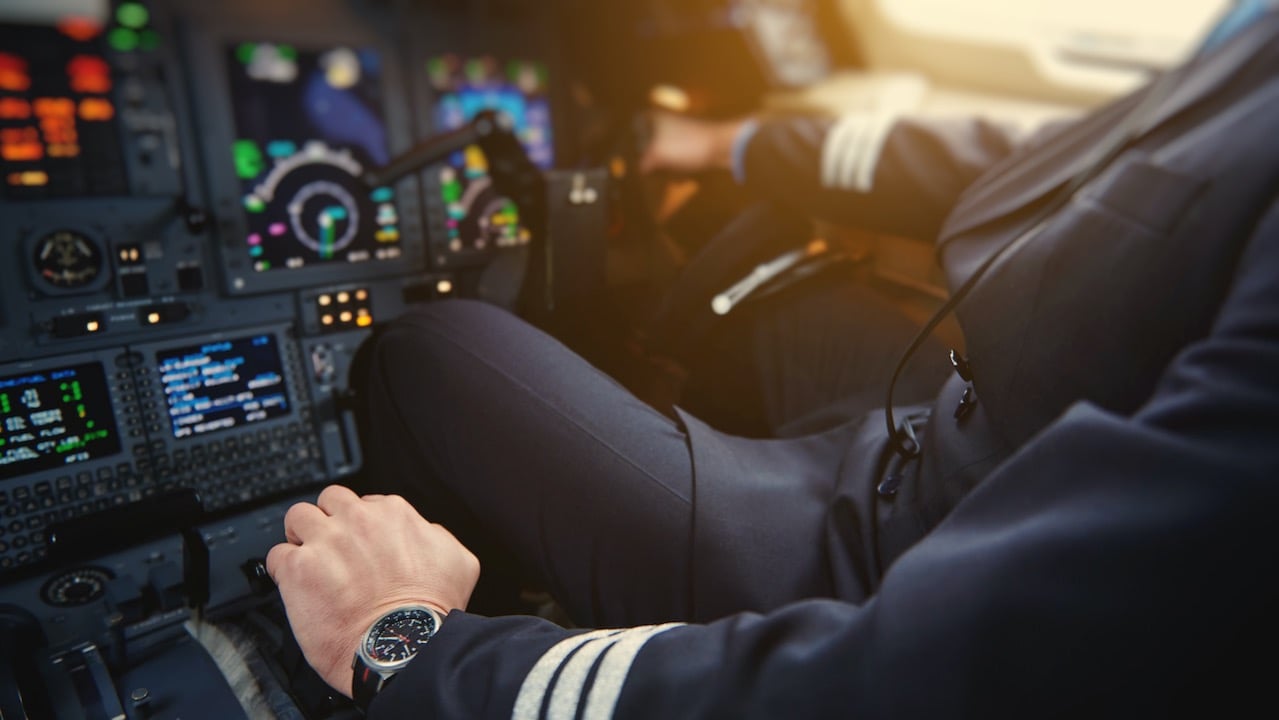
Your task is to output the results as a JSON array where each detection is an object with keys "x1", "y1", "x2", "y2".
[
  {"x1": 0, "y1": 461, "x2": 148, "y2": 570},
  {"x1": 169, "y1": 424, "x2": 324, "y2": 512},
  {"x1": 0, "y1": 421, "x2": 324, "y2": 572}
]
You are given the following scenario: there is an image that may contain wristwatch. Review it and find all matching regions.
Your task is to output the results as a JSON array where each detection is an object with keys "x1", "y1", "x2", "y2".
[{"x1": 351, "y1": 605, "x2": 442, "y2": 714}]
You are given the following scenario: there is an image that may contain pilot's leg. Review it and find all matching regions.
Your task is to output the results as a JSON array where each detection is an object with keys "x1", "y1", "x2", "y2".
[
  {"x1": 360, "y1": 291, "x2": 945, "y2": 627},
  {"x1": 361, "y1": 299, "x2": 703, "y2": 627},
  {"x1": 681, "y1": 271, "x2": 952, "y2": 438}
]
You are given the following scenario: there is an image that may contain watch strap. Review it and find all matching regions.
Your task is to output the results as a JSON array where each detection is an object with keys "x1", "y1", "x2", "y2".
[{"x1": 352, "y1": 655, "x2": 392, "y2": 715}]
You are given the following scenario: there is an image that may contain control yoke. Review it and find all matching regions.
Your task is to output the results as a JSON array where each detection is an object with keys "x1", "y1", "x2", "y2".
[{"x1": 363, "y1": 111, "x2": 551, "y2": 315}]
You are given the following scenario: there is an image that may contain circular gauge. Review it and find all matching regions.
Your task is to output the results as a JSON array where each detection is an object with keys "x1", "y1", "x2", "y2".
[
  {"x1": 41, "y1": 566, "x2": 114, "y2": 607},
  {"x1": 32, "y1": 229, "x2": 105, "y2": 290},
  {"x1": 287, "y1": 180, "x2": 360, "y2": 257},
  {"x1": 448, "y1": 176, "x2": 525, "y2": 253}
]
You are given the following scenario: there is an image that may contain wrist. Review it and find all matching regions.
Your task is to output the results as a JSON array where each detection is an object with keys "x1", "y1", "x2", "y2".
[
  {"x1": 709, "y1": 118, "x2": 751, "y2": 171},
  {"x1": 351, "y1": 604, "x2": 444, "y2": 713},
  {"x1": 343, "y1": 599, "x2": 449, "y2": 696}
]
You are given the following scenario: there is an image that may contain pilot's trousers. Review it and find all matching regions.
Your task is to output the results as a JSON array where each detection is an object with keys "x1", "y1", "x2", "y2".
[{"x1": 360, "y1": 284, "x2": 947, "y2": 627}]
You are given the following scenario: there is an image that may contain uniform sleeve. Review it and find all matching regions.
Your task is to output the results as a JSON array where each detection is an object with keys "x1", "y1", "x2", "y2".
[
  {"x1": 371, "y1": 199, "x2": 1279, "y2": 719},
  {"x1": 737, "y1": 113, "x2": 1028, "y2": 241}
]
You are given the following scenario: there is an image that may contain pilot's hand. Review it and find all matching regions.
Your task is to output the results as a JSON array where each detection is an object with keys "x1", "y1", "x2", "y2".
[
  {"x1": 266, "y1": 485, "x2": 480, "y2": 698},
  {"x1": 639, "y1": 111, "x2": 749, "y2": 176}
]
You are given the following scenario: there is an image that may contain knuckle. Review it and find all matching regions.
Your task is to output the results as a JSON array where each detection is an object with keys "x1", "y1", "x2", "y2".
[{"x1": 282, "y1": 502, "x2": 309, "y2": 527}]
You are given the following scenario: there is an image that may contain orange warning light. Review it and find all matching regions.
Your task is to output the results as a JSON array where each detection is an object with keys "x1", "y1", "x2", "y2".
[
  {"x1": 0, "y1": 70, "x2": 30, "y2": 92},
  {"x1": 0, "y1": 98, "x2": 31, "y2": 120},
  {"x1": 79, "y1": 98, "x2": 115, "y2": 121},
  {"x1": 1, "y1": 143, "x2": 44, "y2": 162},
  {"x1": 6, "y1": 171, "x2": 48, "y2": 187},
  {"x1": 33, "y1": 98, "x2": 76, "y2": 118},
  {"x1": 47, "y1": 143, "x2": 81, "y2": 158}
]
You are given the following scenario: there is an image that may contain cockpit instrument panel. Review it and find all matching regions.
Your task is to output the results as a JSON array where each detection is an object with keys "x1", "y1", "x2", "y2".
[
  {"x1": 226, "y1": 42, "x2": 405, "y2": 275},
  {"x1": 0, "y1": 0, "x2": 568, "y2": 712},
  {"x1": 422, "y1": 54, "x2": 555, "y2": 267}
]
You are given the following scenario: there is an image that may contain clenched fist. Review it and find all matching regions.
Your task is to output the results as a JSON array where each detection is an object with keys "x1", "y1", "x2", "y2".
[{"x1": 266, "y1": 485, "x2": 481, "y2": 697}]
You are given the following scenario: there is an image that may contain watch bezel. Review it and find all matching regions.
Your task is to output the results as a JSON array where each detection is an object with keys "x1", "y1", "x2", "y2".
[{"x1": 356, "y1": 605, "x2": 442, "y2": 674}]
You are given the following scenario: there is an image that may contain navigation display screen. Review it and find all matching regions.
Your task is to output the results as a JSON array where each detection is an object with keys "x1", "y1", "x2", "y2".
[
  {"x1": 226, "y1": 42, "x2": 402, "y2": 273},
  {"x1": 0, "y1": 363, "x2": 121, "y2": 481},
  {"x1": 157, "y1": 334, "x2": 290, "y2": 439},
  {"x1": 428, "y1": 55, "x2": 553, "y2": 255}
]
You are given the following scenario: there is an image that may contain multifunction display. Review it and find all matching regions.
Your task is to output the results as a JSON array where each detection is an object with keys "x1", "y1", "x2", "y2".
[
  {"x1": 157, "y1": 334, "x2": 291, "y2": 439},
  {"x1": 0, "y1": 363, "x2": 121, "y2": 480},
  {"x1": 226, "y1": 42, "x2": 403, "y2": 273},
  {"x1": 428, "y1": 55, "x2": 553, "y2": 254}
]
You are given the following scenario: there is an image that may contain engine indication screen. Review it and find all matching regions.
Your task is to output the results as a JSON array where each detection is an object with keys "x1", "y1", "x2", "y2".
[
  {"x1": 0, "y1": 363, "x2": 121, "y2": 481},
  {"x1": 225, "y1": 42, "x2": 402, "y2": 273},
  {"x1": 157, "y1": 334, "x2": 290, "y2": 439},
  {"x1": 0, "y1": 17, "x2": 127, "y2": 199},
  {"x1": 428, "y1": 55, "x2": 553, "y2": 255}
]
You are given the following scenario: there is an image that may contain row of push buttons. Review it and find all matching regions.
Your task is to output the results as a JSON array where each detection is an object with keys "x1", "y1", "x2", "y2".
[{"x1": 0, "y1": 464, "x2": 161, "y2": 569}]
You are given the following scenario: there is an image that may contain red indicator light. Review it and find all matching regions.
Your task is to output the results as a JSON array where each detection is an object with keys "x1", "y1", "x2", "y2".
[
  {"x1": 0, "y1": 54, "x2": 30, "y2": 92},
  {"x1": 0, "y1": 99, "x2": 30, "y2": 120},
  {"x1": 67, "y1": 55, "x2": 110, "y2": 75},
  {"x1": 56, "y1": 17, "x2": 104, "y2": 42},
  {"x1": 70, "y1": 73, "x2": 112, "y2": 94},
  {"x1": 0, "y1": 53, "x2": 26, "y2": 73},
  {"x1": 0, "y1": 128, "x2": 39, "y2": 144},
  {"x1": 78, "y1": 98, "x2": 114, "y2": 121}
]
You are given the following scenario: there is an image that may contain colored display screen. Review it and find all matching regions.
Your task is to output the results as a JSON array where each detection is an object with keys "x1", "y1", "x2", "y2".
[
  {"x1": 156, "y1": 334, "x2": 290, "y2": 439},
  {"x1": 428, "y1": 55, "x2": 553, "y2": 254},
  {"x1": 226, "y1": 42, "x2": 402, "y2": 273},
  {"x1": 0, "y1": 16, "x2": 128, "y2": 199},
  {"x1": 0, "y1": 363, "x2": 121, "y2": 481}
]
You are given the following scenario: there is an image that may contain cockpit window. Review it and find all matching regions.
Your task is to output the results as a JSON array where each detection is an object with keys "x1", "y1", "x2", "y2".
[{"x1": 879, "y1": 0, "x2": 1231, "y2": 71}]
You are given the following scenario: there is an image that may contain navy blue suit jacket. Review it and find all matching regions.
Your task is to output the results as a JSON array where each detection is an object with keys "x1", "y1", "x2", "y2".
[{"x1": 372, "y1": 12, "x2": 1279, "y2": 719}]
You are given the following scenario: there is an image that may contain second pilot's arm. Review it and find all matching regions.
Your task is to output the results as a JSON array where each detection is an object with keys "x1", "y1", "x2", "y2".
[{"x1": 641, "y1": 108, "x2": 1059, "y2": 241}]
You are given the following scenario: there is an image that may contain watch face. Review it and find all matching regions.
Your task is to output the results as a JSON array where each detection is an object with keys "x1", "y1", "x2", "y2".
[{"x1": 363, "y1": 607, "x2": 438, "y2": 668}]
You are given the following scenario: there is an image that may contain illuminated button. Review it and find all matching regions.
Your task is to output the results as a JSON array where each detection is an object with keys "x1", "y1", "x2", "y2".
[
  {"x1": 56, "y1": 17, "x2": 103, "y2": 42},
  {"x1": 436, "y1": 279, "x2": 453, "y2": 295},
  {"x1": 318, "y1": 294, "x2": 332, "y2": 306},
  {"x1": 107, "y1": 28, "x2": 139, "y2": 52},
  {"x1": 116, "y1": 3, "x2": 150, "y2": 29},
  {"x1": 79, "y1": 98, "x2": 115, "y2": 121},
  {"x1": 7, "y1": 171, "x2": 47, "y2": 187},
  {"x1": 0, "y1": 98, "x2": 29, "y2": 119},
  {"x1": 338, "y1": 311, "x2": 352, "y2": 323},
  {"x1": 356, "y1": 315, "x2": 373, "y2": 328},
  {"x1": 336, "y1": 292, "x2": 350, "y2": 304},
  {"x1": 355, "y1": 289, "x2": 368, "y2": 301},
  {"x1": 86, "y1": 320, "x2": 101, "y2": 333},
  {"x1": 320, "y1": 314, "x2": 334, "y2": 326},
  {"x1": 146, "y1": 312, "x2": 160, "y2": 325}
]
